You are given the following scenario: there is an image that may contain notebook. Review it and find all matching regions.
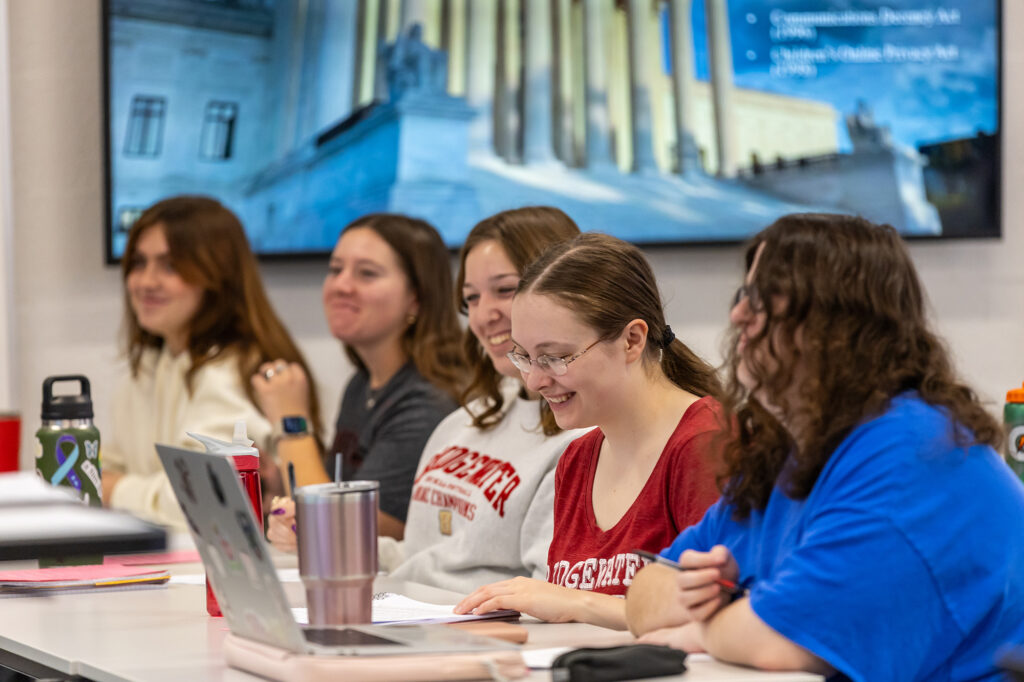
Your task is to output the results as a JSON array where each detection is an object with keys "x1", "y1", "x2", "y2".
[{"x1": 155, "y1": 444, "x2": 518, "y2": 657}]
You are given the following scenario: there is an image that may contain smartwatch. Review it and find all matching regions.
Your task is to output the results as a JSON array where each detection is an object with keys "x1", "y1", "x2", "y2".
[{"x1": 280, "y1": 416, "x2": 310, "y2": 439}]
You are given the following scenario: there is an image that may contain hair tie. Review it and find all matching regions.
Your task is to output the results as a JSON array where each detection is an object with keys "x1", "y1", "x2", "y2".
[{"x1": 661, "y1": 325, "x2": 675, "y2": 348}]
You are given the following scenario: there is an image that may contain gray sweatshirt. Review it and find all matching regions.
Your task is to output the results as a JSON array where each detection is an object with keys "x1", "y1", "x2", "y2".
[{"x1": 385, "y1": 379, "x2": 590, "y2": 594}]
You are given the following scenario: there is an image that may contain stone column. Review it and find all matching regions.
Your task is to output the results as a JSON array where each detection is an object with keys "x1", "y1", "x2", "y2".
[
  {"x1": 668, "y1": 0, "x2": 700, "y2": 173},
  {"x1": 523, "y1": 0, "x2": 556, "y2": 163},
  {"x1": 705, "y1": 0, "x2": 737, "y2": 176},
  {"x1": 314, "y1": 0, "x2": 360, "y2": 130},
  {"x1": 466, "y1": 0, "x2": 498, "y2": 151},
  {"x1": 626, "y1": 0, "x2": 658, "y2": 173},
  {"x1": 582, "y1": 0, "x2": 614, "y2": 168},
  {"x1": 494, "y1": 0, "x2": 522, "y2": 162},
  {"x1": 444, "y1": 0, "x2": 468, "y2": 96}
]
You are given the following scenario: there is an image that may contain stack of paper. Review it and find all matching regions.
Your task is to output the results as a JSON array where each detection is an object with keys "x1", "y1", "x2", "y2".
[
  {"x1": 0, "y1": 564, "x2": 170, "y2": 597},
  {"x1": 292, "y1": 592, "x2": 519, "y2": 625}
]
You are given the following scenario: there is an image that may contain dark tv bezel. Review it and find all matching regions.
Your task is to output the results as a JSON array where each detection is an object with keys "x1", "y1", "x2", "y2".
[{"x1": 100, "y1": 0, "x2": 1004, "y2": 266}]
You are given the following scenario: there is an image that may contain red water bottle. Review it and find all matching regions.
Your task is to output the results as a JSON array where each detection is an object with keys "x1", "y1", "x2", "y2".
[{"x1": 187, "y1": 422, "x2": 263, "y2": 617}]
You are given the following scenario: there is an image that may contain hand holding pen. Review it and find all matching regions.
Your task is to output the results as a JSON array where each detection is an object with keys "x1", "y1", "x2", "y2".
[
  {"x1": 633, "y1": 549, "x2": 746, "y2": 596},
  {"x1": 266, "y1": 495, "x2": 297, "y2": 553},
  {"x1": 633, "y1": 545, "x2": 746, "y2": 628}
]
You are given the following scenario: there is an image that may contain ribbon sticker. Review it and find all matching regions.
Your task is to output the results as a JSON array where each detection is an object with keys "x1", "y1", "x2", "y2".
[{"x1": 50, "y1": 434, "x2": 82, "y2": 490}]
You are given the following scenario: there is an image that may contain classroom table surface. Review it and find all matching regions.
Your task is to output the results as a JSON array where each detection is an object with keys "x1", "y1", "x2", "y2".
[{"x1": 0, "y1": 551, "x2": 823, "y2": 682}]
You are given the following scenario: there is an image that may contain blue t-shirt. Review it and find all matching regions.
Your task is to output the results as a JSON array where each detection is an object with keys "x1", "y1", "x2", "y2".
[{"x1": 663, "y1": 394, "x2": 1024, "y2": 682}]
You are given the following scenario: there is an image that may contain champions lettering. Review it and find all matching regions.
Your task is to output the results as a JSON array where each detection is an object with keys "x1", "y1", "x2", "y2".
[
  {"x1": 547, "y1": 552, "x2": 645, "y2": 591},
  {"x1": 411, "y1": 485, "x2": 476, "y2": 520},
  {"x1": 413, "y1": 445, "x2": 522, "y2": 517}
]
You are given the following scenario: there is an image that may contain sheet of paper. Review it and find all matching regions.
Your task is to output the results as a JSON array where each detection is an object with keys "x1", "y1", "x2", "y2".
[
  {"x1": 0, "y1": 564, "x2": 167, "y2": 584},
  {"x1": 522, "y1": 646, "x2": 573, "y2": 669},
  {"x1": 291, "y1": 592, "x2": 518, "y2": 625},
  {"x1": 0, "y1": 472, "x2": 81, "y2": 506},
  {"x1": 168, "y1": 573, "x2": 207, "y2": 586},
  {"x1": 276, "y1": 567, "x2": 300, "y2": 583},
  {"x1": 105, "y1": 550, "x2": 201, "y2": 566}
]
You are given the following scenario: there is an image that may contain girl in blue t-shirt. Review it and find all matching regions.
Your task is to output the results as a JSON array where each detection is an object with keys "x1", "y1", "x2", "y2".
[{"x1": 626, "y1": 213, "x2": 1024, "y2": 682}]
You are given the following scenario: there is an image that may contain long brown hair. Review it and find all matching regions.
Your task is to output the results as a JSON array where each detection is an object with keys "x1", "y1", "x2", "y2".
[
  {"x1": 338, "y1": 214, "x2": 466, "y2": 401},
  {"x1": 455, "y1": 207, "x2": 581, "y2": 435},
  {"x1": 720, "y1": 213, "x2": 1000, "y2": 519},
  {"x1": 517, "y1": 232, "x2": 721, "y2": 399},
  {"x1": 121, "y1": 195, "x2": 324, "y2": 441}
]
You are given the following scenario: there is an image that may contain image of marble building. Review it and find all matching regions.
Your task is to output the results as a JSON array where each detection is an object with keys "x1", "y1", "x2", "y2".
[{"x1": 106, "y1": 0, "x2": 983, "y2": 257}]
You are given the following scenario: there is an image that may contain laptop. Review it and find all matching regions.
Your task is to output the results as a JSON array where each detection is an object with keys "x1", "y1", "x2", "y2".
[{"x1": 155, "y1": 444, "x2": 518, "y2": 657}]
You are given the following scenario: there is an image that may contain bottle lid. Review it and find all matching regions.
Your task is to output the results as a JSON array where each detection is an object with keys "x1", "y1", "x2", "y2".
[
  {"x1": 1008, "y1": 384, "x2": 1024, "y2": 403},
  {"x1": 40, "y1": 375, "x2": 93, "y2": 420},
  {"x1": 186, "y1": 421, "x2": 259, "y2": 471}
]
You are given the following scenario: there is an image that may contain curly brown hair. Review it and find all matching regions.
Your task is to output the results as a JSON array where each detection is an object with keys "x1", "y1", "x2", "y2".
[
  {"x1": 719, "y1": 213, "x2": 1000, "y2": 519},
  {"x1": 455, "y1": 207, "x2": 581, "y2": 436}
]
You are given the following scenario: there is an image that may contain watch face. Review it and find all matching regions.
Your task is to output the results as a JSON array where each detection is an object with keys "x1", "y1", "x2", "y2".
[{"x1": 282, "y1": 416, "x2": 308, "y2": 435}]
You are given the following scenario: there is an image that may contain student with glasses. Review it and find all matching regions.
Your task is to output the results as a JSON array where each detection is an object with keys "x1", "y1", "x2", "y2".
[
  {"x1": 626, "y1": 213, "x2": 1024, "y2": 680},
  {"x1": 381, "y1": 207, "x2": 592, "y2": 592},
  {"x1": 454, "y1": 232, "x2": 722, "y2": 629},
  {"x1": 265, "y1": 207, "x2": 590, "y2": 594}
]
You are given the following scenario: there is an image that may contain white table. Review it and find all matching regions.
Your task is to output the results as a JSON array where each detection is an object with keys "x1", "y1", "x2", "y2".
[{"x1": 0, "y1": 556, "x2": 822, "y2": 681}]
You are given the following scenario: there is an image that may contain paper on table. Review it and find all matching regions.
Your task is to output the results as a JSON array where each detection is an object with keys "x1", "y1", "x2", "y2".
[
  {"x1": 169, "y1": 565, "x2": 299, "y2": 586},
  {"x1": 291, "y1": 592, "x2": 519, "y2": 625},
  {"x1": 0, "y1": 472, "x2": 80, "y2": 506},
  {"x1": 0, "y1": 564, "x2": 169, "y2": 596},
  {"x1": 0, "y1": 564, "x2": 169, "y2": 583},
  {"x1": 105, "y1": 550, "x2": 201, "y2": 566},
  {"x1": 522, "y1": 647, "x2": 573, "y2": 669}
]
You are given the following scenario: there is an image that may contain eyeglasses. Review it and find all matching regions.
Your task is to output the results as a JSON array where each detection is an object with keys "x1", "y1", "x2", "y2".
[
  {"x1": 732, "y1": 283, "x2": 762, "y2": 311},
  {"x1": 506, "y1": 338, "x2": 602, "y2": 376}
]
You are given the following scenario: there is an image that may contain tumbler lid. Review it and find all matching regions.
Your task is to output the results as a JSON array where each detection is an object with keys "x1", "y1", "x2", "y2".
[
  {"x1": 296, "y1": 481, "x2": 379, "y2": 501},
  {"x1": 40, "y1": 375, "x2": 93, "y2": 420}
]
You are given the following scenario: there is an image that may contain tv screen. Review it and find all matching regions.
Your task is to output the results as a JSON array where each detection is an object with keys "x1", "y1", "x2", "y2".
[{"x1": 103, "y1": 0, "x2": 1000, "y2": 261}]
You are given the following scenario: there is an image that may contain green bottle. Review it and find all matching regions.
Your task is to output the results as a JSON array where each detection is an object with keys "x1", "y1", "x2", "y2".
[
  {"x1": 1004, "y1": 383, "x2": 1024, "y2": 483},
  {"x1": 35, "y1": 375, "x2": 102, "y2": 565}
]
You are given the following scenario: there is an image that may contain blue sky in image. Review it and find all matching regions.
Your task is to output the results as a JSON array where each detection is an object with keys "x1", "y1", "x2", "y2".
[{"x1": 663, "y1": 0, "x2": 998, "y2": 153}]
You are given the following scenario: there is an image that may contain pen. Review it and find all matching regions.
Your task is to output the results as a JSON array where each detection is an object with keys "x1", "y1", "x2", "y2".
[
  {"x1": 287, "y1": 461, "x2": 297, "y2": 497},
  {"x1": 632, "y1": 549, "x2": 745, "y2": 596}
]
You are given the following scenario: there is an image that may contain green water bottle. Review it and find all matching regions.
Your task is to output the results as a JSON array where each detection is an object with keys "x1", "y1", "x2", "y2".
[
  {"x1": 35, "y1": 375, "x2": 102, "y2": 505},
  {"x1": 1004, "y1": 383, "x2": 1024, "y2": 483},
  {"x1": 35, "y1": 375, "x2": 103, "y2": 565}
]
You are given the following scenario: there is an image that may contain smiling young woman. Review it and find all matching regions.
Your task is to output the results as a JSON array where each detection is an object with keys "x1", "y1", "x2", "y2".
[
  {"x1": 454, "y1": 232, "x2": 723, "y2": 629},
  {"x1": 254, "y1": 213, "x2": 466, "y2": 540},
  {"x1": 102, "y1": 196, "x2": 320, "y2": 529}
]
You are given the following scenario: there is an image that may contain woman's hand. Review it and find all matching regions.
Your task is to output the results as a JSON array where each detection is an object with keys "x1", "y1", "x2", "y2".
[
  {"x1": 454, "y1": 577, "x2": 585, "y2": 623},
  {"x1": 251, "y1": 360, "x2": 310, "y2": 425},
  {"x1": 638, "y1": 622, "x2": 707, "y2": 653},
  {"x1": 266, "y1": 496, "x2": 297, "y2": 553},
  {"x1": 671, "y1": 545, "x2": 741, "y2": 623}
]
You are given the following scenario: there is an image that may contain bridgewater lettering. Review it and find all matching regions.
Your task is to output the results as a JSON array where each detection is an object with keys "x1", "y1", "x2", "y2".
[
  {"x1": 547, "y1": 552, "x2": 645, "y2": 591},
  {"x1": 413, "y1": 445, "x2": 522, "y2": 517}
]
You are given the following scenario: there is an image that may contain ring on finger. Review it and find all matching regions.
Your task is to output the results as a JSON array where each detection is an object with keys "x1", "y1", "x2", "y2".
[
  {"x1": 263, "y1": 368, "x2": 275, "y2": 380},
  {"x1": 275, "y1": 361, "x2": 287, "y2": 373}
]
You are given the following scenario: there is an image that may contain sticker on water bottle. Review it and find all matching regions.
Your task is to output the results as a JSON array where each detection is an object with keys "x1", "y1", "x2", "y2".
[
  {"x1": 1007, "y1": 425, "x2": 1024, "y2": 462},
  {"x1": 81, "y1": 458, "x2": 101, "y2": 493}
]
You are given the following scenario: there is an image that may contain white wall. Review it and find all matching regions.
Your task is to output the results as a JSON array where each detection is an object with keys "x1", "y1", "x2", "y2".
[{"x1": 5, "y1": 0, "x2": 1022, "y2": 467}]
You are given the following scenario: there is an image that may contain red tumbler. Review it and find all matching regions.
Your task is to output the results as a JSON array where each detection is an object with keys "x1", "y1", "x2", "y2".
[{"x1": 206, "y1": 450, "x2": 262, "y2": 616}]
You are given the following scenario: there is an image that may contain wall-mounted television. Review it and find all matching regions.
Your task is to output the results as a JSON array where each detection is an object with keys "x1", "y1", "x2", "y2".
[{"x1": 103, "y1": 0, "x2": 1001, "y2": 262}]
